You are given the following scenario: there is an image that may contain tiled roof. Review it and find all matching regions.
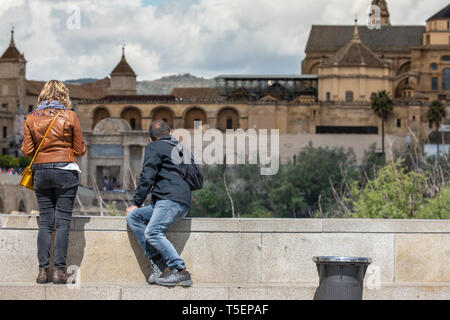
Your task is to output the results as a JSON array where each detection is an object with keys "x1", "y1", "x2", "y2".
[
  {"x1": 111, "y1": 54, "x2": 136, "y2": 75},
  {"x1": 427, "y1": 4, "x2": 450, "y2": 21},
  {"x1": 322, "y1": 36, "x2": 386, "y2": 68},
  {"x1": 93, "y1": 95, "x2": 176, "y2": 103},
  {"x1": 0, "y1": 46, "x2": 22, "y2": 60},
  {"x1": 25, "y1": 80, "x2": 108, "y2": 100},
  {"x1": 0, "y1": 31, "x2": 22, "y2": 61},
  {"x1": 171, "y1": 87, "x2": 219, "y2": 100},
  {"x1": 305, "y1": 25, "x2": 425, "y2": 53}
]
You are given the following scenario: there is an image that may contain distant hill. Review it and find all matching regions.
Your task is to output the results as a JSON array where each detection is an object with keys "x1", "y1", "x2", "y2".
[
  {"x1": 137, "y1": 73, "x2": 215, "y2": 95},
  {"x1": 65, "y1": 78, "x2": 99, "y2": 85},
  {"x1": 64, "y1": 74, "x2": 216, "y2": 95}
]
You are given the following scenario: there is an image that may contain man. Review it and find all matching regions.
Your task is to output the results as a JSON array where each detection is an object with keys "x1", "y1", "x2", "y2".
[{"x1": 125, "y1": 120, "x2": 192, "y2": 287}]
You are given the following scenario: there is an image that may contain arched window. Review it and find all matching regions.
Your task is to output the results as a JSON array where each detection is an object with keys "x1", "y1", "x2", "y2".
[
  {"x1": 442, "y1": 68, "x2": 450, "y2": 91},
  {"x1": 151, "y1": 107, "x2": 174, "y2": 129},
  {"x1": 184, "y1": 107, "x2": 207, "y2": 129},
  {"x1": 92, "y1": 107, "x2": 111, "y2": 130},
  {"x1": 121, "y1": 107, "x2": 142, "y2": 130},
  {"x1": 345, "y1": 91, "x2": 354, "y2": 103},
  {"x1": 217, "y1": 107, "x2": 239, "y2": 131},
  {"x1": 442, "y1": 56, "x2": 450, "y2": 62},
  {"x1": 431, "y1": 63, "x2": 438, "y2": 71}
]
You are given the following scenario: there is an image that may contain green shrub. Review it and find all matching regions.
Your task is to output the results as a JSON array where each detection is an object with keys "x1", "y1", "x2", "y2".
[
  {"x1": 350, "y1": 160, "x2": 427, "y2": 219},
  {"x1": 417, "y1": 187, "x2": 450, "y2": 219}
]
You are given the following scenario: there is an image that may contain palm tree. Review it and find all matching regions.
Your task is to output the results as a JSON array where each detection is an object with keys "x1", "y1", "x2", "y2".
[
  {"x1": 427, "y1": 100, "x2": 447, "y2": 158},
  {"x1": 371, "y1": 90, "x2": 394, "y2": 157}
]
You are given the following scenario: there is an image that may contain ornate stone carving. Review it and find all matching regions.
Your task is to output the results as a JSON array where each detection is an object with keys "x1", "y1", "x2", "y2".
[{"x1": 93, "y1": 118, "x2": 131, "y2": 135}]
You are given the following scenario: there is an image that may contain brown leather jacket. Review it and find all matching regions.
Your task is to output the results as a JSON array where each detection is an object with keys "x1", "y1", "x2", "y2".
[{"x1": 21, "y1": 108, "x2": 86, "y2": 164}]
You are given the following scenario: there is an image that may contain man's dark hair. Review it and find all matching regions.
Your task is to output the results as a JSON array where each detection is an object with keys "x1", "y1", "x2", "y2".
[{"x1": 149, "y1": 120, "x2": 171, "y2": 141}]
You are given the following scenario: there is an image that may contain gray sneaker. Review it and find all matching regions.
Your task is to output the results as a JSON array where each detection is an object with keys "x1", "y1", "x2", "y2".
[
  {"x1": 148, "y1": 256, "x2": 166, "y2": 284},
  {"x1": 155, "y1": 269, "x2": 193, "y2": 287}
]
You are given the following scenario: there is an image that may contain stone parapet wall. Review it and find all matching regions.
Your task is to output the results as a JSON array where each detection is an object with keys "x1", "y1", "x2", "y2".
[{"x1": 1, "y1": 215, "x2": 448, "y2": 287}]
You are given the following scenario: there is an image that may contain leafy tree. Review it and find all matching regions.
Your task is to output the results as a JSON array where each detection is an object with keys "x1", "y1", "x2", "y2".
[
  {"x1": 0, "y1": 155, "x2": 16, "y2": 168},
  {"x1": 371, "y1": 90, "x2": 394, "y2": 157},
  {"x1": 427, "y1": 99, "x2": 447, "y2": 158},
  {"x1": 359, "y1": 143, "x2": 386, "y2": 181},
  {"x1": 191, "y1": 183, "x2": 229, "y2": 218},
  {"x1": 350, "y1": 160, "x2": 427, "y2": 219},
  {"x1": 18, "y1": 156, "x2": 31, "y2": 168},
  {"x1": 268, "y1": 143, "x2": 357, "y2": 217}
]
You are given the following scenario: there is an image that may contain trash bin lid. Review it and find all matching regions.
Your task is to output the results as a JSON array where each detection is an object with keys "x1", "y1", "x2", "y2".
[{"x1": 313, "y1": 256, "x2": 372, "y2": 264}]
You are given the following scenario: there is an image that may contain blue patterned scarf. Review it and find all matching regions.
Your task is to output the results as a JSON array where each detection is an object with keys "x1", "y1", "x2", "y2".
[{"x1": 35, "y1": 100, "x2": 66, "y2": 111}]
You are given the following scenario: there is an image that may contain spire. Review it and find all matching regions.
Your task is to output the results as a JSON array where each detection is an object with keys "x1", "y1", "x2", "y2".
[
  {"x1": 352, "y1": 18, "x2": 360, "y2": 42},
  {"x1": 1, "y1": 26, "x2": 23, "y2": 61},
  {"x1": 10, "y1": 25, "x2": 15, "y2": 47},
  {"x1": 110, "y1": 43, "x2": 136, "y2": 76}
]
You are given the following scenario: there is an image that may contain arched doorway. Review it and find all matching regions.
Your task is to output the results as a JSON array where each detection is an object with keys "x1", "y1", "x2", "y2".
[
  {"x1": 92, "y1": 107, "x2": 111, "y2": 130},
  {"x1": 217, "y1": 107, "x2": 240, "y2": 131},
  {"x1": 184, "y1": 107, "x2": 207, "y2": 129},
  {"x1": 152, "y1": 107, "x2": 175, "y2": 129},
  {"x1": 121, "y1": 107, "x2": 142, "y2": 130}
]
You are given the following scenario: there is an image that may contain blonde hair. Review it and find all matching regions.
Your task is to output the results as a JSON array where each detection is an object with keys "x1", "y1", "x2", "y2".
[{"x1": 37, "y1": 80, "x2": 72, "y2": 109}]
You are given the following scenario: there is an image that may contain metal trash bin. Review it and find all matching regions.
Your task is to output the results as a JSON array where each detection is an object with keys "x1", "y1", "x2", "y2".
[{"x1": 312, "y1": 256, "x2": 372, "y2": 300}]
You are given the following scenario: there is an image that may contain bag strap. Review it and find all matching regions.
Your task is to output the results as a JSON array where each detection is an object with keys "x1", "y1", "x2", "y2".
[{"x1": 27, "y1": 111, "x2": 62, "y2": 168}]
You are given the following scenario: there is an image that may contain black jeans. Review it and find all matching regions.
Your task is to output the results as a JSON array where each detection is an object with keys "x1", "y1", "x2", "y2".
[{"x1": 34, "y1": 168, "x2": 79, "y2": 269}]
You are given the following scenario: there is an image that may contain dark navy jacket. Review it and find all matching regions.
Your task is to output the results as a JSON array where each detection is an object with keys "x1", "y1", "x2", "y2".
[{"x1": 133, "y1": 135, "x2": 191, "y2": 208}]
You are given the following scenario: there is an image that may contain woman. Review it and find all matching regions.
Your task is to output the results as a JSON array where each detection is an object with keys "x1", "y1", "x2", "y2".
[{"x1": 21, "y1": 80, "x2": 86, "y2": 284}]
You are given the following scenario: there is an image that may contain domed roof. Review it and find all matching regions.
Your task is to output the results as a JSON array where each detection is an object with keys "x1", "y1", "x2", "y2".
[{"x1": 321, "y1": 23, "x2": 386, "y2": 68}]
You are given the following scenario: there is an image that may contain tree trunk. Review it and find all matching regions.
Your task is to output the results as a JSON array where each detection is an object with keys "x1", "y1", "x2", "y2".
[{"x1": 223, "y1": 169, "x2": 235, "y2": 218}]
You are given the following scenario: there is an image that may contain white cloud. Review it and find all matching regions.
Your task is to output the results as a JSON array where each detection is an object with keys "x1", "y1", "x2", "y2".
[{"x1": 0, "y1": 0, "x2": 448, "y2": 81}]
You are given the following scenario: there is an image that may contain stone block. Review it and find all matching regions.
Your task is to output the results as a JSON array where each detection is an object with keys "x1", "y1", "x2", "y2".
[
  {"x1": 395, "y1": 234, "x2": 450, "y2": 283},
  {"x1": 45, "y1": 284, "x2": 121, "y2": 300},
  {"x1": 261, "y1": 233, "x2": 395, "y2": 283},
  {"x1": 228, "y1": 284, "x2": 316, "y2": 300},
  {"x1": 168, "y1": 232, "x2": 262, "y2": 283},
  {"x1": 364, "y1": 283, "x2": 450, "y2": 300},
  {"x1": 323, "y1": 219, "x2": 450, "y2": 234},
  {"x1": 121, "y1": 284, "x2": 228, "y2": 300},
  {"x1": 0, "y1": 283, "x2": 45, "y2": 300},
  {"x1": 0, "y1": 230, "x2": 39, "y2": 283}
]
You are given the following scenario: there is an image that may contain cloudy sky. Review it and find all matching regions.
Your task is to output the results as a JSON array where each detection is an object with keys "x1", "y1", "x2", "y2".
[{"x1": 0, "y1": 0, "x2": 448, "y2": 81}]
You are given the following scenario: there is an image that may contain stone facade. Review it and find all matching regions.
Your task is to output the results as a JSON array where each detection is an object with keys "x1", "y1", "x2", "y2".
[{"x1": 1, "y1": 2, "x2": 450, "y2": 190}]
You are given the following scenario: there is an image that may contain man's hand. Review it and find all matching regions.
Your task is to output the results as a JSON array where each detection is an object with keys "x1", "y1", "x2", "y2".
[{"x1": 125, "y1": 205, "x2": 138, "y2": 216}]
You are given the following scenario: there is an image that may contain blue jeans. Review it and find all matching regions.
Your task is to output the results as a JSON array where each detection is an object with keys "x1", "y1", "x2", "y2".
[{"x1": 126, "y1": 200, "x2": 189, "y2": 270}]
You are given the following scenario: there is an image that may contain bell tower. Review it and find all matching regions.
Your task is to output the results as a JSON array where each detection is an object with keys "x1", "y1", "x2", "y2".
[
  {"x1": 371, "y1": 0, "x2": 391, "y2": 26},
  {"x1": 109, "y1": 45, "x2": 137, "y2": 95},
  {"x1": 0, "y1": 27, "x2": 27, "y2": 156}
]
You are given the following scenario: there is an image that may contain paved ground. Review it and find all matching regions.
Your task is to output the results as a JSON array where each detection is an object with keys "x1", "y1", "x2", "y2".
[{"x1": 0, "y1": 282, "x2": 448, "y2": 300}]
